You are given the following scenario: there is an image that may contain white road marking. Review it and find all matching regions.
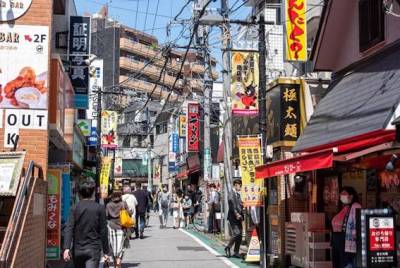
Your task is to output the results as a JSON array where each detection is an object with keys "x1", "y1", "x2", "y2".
[{"x1": 179, "y1": 228, "x2": 239, "y2": 268}]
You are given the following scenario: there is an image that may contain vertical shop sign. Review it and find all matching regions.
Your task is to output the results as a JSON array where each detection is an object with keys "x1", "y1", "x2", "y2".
[
  {"x1": 285, "y1": 0, "x2": 307, "y2": 61},
  {"x1": 100, "y1": 157, "x2": 112, "y2": 199},
  {"x1": 238, "y1": 136, "x2": 264, "y2": 207},
  {"x1": 179, "y1": 115, "x2": 187, "y2": 137},
  {"x1": 280, "y1": 84, "x2": 300, "y2": 141},
  {"x1": 114, "y1": 157, "x2": 123, "y2": 176},
  {"x1": 101, "y1": 110, "x2": 118, "y2": 148},
  {"x1": 187, "y1": 103, "x2": 200, "y2": 152},
  {"x1": 47, "y1": 169, "x2": 62, "y2": 260},
  {"x1": 231, "y1": 52, "x2": 259, "y2": 116},
  {"x1": 69, "y1": 16, "x2": 91, "y2": 108},
  {"x1": 61, "y1": 166, "x2": 71, "y2": 224}
]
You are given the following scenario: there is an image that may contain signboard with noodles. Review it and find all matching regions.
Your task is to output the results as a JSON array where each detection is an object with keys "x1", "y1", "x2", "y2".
[
  {"x1": 187, "y1": 103, "x2": 200, "y2": 152},
  {"x1": 231, "y1": 52, "x2": 259, "y2": 116},
  {"x1": 238, "y1": 136, "x2": 264, "y2": 207},
  {"x1": 100, "y1": 157, "x2": 111, "y2": 199},
  {"x1": 285, "y1": 0, "x2": 307, "y2": 61}
]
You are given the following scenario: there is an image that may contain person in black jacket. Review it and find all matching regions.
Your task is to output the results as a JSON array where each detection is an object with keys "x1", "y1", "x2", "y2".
[
  {"x1": 225, "y1": 179, "x2": 244, "y2": 258},
  {"x1": 133, "y1": 183, "x2": 149, "y2": 239},
  {"x1": 63, "y1": 178, "x2": 109, "y2": 268}
]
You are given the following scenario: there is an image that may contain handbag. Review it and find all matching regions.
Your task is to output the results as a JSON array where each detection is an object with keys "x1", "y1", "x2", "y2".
[{"x1": 120, "y1": 209, "x2": 135, "y2": 228}]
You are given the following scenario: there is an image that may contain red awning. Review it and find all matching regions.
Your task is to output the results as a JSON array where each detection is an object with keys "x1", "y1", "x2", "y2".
[{"x1": 255, "y1": 149, "x2": 334, "y2": 179}]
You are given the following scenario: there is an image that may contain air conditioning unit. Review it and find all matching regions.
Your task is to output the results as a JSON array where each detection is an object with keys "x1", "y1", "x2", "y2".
[{"x1": 285, "y1": 213, "x2": 332, "y2": 268}]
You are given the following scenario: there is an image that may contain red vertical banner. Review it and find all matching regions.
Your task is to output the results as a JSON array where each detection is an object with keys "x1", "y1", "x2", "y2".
[
  {"x1": 187, "y1": 103, "x2": 200, "y2": 152},
  {"x1": 47, "y1": 169, "x2": 62, "y2": 260}
]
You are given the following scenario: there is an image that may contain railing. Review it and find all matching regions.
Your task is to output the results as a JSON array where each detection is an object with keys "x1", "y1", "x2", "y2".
[{"x1": 0, "y1": 161, "x2": 43, "y2": 267}]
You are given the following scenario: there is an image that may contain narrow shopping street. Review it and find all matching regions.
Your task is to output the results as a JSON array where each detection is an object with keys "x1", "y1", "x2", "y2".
[{"x1": 116, "y1": 214, "x2": 235, "y2": 268}]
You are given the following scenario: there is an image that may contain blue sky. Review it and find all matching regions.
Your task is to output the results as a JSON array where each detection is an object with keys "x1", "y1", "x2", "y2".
[{"x1": 76, "y1": 0, "x2": 252, "y2": 69}]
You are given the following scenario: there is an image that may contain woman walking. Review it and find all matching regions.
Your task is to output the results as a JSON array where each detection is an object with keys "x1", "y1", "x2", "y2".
[{"x1": 106, "y1": 191, "x2": 128, "y2": 268}]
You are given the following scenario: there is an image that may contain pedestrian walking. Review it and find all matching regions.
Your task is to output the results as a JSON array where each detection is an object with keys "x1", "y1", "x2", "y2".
[
  {"x1": 63, "y1": 178, "x2": 109, "y2": 268},
  {"x1": 152, "y1": 189, "x2": 159, "y2": 212},
  {"x1": 182, "y1": 193, "x2": 193, "y2": 228},
  {"x1": 225, "y1": 179, "x2": 244, "y2": 258},
  {"x1": 158, "y1": 185, "x2": 171, "y2": 228},
  {"x1": 171, "y1": 193, "x2": 181, "y2": 229},
  {"x1": 331, "y1": 186, "x2": 362, "y2": 268},
  {"x1": 207, "y1": 183, "x2": 221, "y2": 233},
  {"x1": 106, "y1": 191, "x2": 128, "y2": 268},
  {"x1": 121, "y1": 184, "x2": 137, "y2": 240},
  {"x1": 133, "y1": 183, "x2": 149, "y2": 239}
]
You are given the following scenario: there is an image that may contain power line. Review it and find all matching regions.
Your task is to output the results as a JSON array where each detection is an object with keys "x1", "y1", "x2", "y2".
[
  {"x1": 143, "y1": 0, "x2": 150, "y2": 31},
  {"x1": 151, "y1": 0, "x2": 161, "y2": 35}
]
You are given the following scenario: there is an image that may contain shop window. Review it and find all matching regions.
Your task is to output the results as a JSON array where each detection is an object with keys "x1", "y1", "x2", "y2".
[{"x1": 359, "y1": 0, "x2": 384, "y2": 52}]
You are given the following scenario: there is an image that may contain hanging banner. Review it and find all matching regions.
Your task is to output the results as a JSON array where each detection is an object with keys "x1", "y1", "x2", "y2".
[
  {"x1": 100, "y1": 157, "x2": 112, "y2": 199},
  {"x1": 231, "y1": 52, "x2": 259, "y2": 116},
  {"x1": 238, "y1": 136, "x2": 264, "y2": 207},
  {"x1": 0, "y1": 25, "x2": 49, "y2": 109},
  {"x1": 179, "y1": 115, "x2": 187, "y2": 137},
  {"x1": 101, "y1": 110, "x2": 118, "y2": 148},
  {"x1": 47, "y1": 169, "x2": 62, "y2": 260},
  {"x1": 285, "y1": 0, "x2": 307, "y2": 61},
  {"x1": 114, "y1": 157, "x2": 123, "y2": 176},
  {"x1": 187, "y1": 103, "x2": 200, "y2": 152}
]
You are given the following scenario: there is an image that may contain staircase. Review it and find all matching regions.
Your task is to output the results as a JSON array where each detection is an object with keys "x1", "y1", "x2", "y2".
[{"x1": 0, "y1": 161, "x2": 47, "y2": 268}]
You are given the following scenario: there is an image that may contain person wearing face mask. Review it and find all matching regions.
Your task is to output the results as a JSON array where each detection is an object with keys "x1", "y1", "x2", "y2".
[
  {"x1": 158, "y1": 185, "x2": 171, "y2": 228},
  {"x1": 182, "y1": 193, "x2": 193, "y2": 228},
  {"x1": 331, "y1": 186, "x2": 362, "y2": 268}
]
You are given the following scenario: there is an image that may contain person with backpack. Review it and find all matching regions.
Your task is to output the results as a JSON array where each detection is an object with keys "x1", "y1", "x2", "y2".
[
  {"x1": 158, "y1": 185, "x2": 171, "y2": 228},
  {"x1": 63, "y1": 178, "x2": 109, "y2": 268}
]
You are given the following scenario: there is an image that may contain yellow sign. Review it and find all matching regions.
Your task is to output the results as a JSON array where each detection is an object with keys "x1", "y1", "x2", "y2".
[
  {"x1": 100, "y1": 157, "x2": 112, "y2": 199},
  {"x1": 179, "y1": 115, "x2": 187, "y2": 137},
  {"x1": 238, "y1": 136, "x2": 264, "y2": 207},
  {"x1": 285, "y1": 0, "x2": 307, "y2": 61},
  {"x1": 231, "y1": 52, "x2": 259, "y2": 116}
]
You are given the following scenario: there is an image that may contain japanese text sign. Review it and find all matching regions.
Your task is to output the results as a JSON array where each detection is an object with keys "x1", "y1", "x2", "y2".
[
  {"x1": 285, "y1": 0, "x2": 307, "y2": 61},
  {"x1": 358, "y1": 209, "x2": 398, "y2": 267},
  {"x1": 69, "y1": 16, "x2": 91, "y2": 101},
  {"x1": 100, "y1": 157, "x2": 111, "y2": 199},
  {"x1": 266, "y1": 83, "x2": 301, "y2": 144},
  {"x1": 47, "y1": 169, "x2": 62, "y2": 260},
  {"x1": 179, "y1": 115, "x2": 187, "y2": 137},
  {"x1": 238, "y1": 136, "x2": 264, "y2": 207},
  {"x1": 231, "y1": 52, "x2": 259, "y2": 116},
  {"x1": 101, "y1": 110, "x2": 118, "y2": 148},
  {"x1": 187, "y1": 103, "x2": 200, "y2": 152}
]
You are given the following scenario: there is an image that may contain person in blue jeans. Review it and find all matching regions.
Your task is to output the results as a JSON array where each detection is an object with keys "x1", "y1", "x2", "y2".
[{"x1": 133, "y1": 183, "x2": 149, "y2": 239}]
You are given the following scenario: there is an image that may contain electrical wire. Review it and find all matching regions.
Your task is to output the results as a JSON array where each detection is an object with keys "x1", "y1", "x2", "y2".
[
  {"x1": 143, "y1": 0, "x2": 150, "y2": 31},
  {"x1": 151, "y1": 0, "x2": 161, "y2": 35}
]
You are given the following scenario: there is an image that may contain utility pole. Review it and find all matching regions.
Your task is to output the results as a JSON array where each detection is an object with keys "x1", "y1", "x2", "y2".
[
  {"x1": 221, "y1": 0, "x2": 233, "y2": 238},
  {"x1": 258, "y1": 13, "x2": 268, "y2": 268},
  {"x1": 146, "y1": 107, "x2": 153, "y2": 191},
  {"x1": 96, "y1": 86, "x2": 102, "y2": 201}
]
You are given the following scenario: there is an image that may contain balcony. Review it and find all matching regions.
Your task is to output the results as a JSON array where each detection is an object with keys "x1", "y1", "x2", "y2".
[
  {"x1": 119, "y1": 57, "x2": 183, "y2": 89},
  {"x1": 190, "y1": 62, "x2": 206, "y2": 74},
  {"x1": 189, "y1": 79, "x2": 204, "y2": 92},
  {"x1": 120, "y1": 37, "x2": 181, "y2": 72}
]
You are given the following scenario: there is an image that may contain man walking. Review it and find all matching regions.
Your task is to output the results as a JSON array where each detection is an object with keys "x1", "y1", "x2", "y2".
[
  {"x1": 208, "y1": 183, "x2": 221, "y2": 233},
  {"x1": 225, "y1": 179, "x2": 244, "y2": 258},
  {"x1": 133, "y1": 183, "x2": 149, "y2": 239},
  {"x1": 63, "y1": 178, "x2": 109, "y2": 267},
  {"x1": 158, "y1": 185, "x2": 170, "y2": 228}
]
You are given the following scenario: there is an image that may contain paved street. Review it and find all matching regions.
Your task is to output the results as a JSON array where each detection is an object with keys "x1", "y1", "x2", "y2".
[{"x1": 116, "y1": 213, "x2": 234, "y2": 268}]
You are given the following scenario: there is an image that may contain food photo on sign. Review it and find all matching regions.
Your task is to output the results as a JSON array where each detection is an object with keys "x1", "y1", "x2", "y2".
[{"x1": 0, "y1": 25, "x2": 49, "y2": 109}]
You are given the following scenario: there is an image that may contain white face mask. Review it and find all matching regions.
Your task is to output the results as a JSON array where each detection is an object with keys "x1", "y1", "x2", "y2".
[{"x1": 340, "y1": 195, "x2": 351, "y2": 204}]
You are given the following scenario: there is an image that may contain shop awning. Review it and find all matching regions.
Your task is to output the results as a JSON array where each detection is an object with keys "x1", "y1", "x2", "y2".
[
  {"x1": 256, "y1": 149, "x2": 335, "y2": 179},
  {"x1": 293, "y1": 45, "x2": 400, "y2": 153}
]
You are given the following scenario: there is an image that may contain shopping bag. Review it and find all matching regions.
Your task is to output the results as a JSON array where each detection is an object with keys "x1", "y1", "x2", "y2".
[{"x1": 120, "y1": 209, "x2": 135, "y2": 228}]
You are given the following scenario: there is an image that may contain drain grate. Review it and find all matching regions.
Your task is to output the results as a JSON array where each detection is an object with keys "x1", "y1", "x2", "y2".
[{"x1": 177, "y1": 246, "x2": 207, "y2": 251}]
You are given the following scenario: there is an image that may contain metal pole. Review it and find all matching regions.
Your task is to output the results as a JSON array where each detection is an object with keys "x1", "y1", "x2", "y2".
[
  {"x1": 258, "y1": 13, "x2": 268, "y2": 268},
  {"x1": 96, "y1": 86, "x2": 102, "y2": 201},
  {"x1": 146, "y1": 107, "x2": 152, "y2": 191},
  {"x1": 221, "y1": 0, "x2": 233, "y2": 239}
]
